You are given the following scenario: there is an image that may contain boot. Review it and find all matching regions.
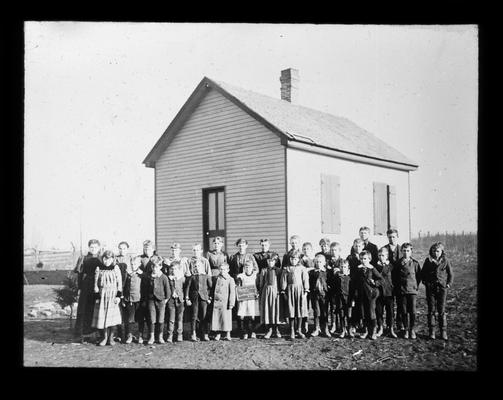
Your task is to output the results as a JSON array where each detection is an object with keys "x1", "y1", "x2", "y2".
[
  {"x1": 190, "y1": 322, "x2": 198, "y2": 342},
  {"x1": 376, "y1": 322, "x2": 384, "y2": 337},
  {"x1": 311, "y1": 317, "x2": 320, "y2": 337},
  {"x1": 273, "y1": 325, "x2": 282, "y2": 338},
  {"x1": 440, "y1": 313, "x2": 448, "y2": 340},
  {"x1": 409, "y1": 314, "x2": 416, "y2": 339},
  {"x1": 97, "y1": 329, "x2": 108, "y2": 346},
  {"x1": 348, "y1": 324, "x2": 356, "y2": 338},
  {"x1": 303, "y1": 317, "x2": 309, "y2": 335},
  {"x1": 264, "y1": 325, "x2": 273, "y2": 339},
  {"x1": 322, "y1": 322, "x2": 331, "y2": 337},
  {"x1": 359, "y1": 326, "x2": 368, "y2": 339},
  {"x1": 124, "y1": 324, "x2": 133, "y2": 344},
  {"x1": 176, "y1": 333, "x2": 183, "y2": 342},
  {"x1": 214, "y1": 332, "x2": 221, "y2": 341},
  {"x1": 289, "y1": 319, "x2": 295, "y2": 340},
  {"x1": 166, "y1": 333, "x2": 173, "y2": 343},
  {"x1": 137, "y1": 326, "x2": 144, "y2": 344},
  {"x1": 329, "y1": 313, "x2": 337, "y2": 334},
  {"x1": 389, "y1": 326, "x2": 398, "y2": 338},
  {"x1": 147, "y1": 324, "x2": 155, "y2": 345},
  {"x1": 157, "y1": 323, "x2": 165, "y2": 344},
  {"x1": 370, "y1": 320, "x2": 377, "y2": 340},
  {"x1": 339, "y1": 316, "x2": 347, "y2": 338},
  {"x1": 428, "y1": 313, "x2": 436, "y2": 339},
  {"x1": 107, "y1": 327, "x2": 116, "y2": 346},
  {"x1": 224, "y1": 331, "x2": 232, "y2": 341},
  {"x1": 296, "y1": 319, "x2": 306, "y2": 339}
]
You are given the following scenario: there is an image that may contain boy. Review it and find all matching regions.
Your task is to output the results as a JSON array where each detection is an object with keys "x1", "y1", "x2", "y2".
[
  {"x1": 253, "y1": 238, "x2": 281, "y2": 272},
  {"x1": 327, "y1": 242, "x2": 344, "y2": 334},
  {"x1": 188, "y1": 243, "x2": 211, "y2": 276},
  {"x1": 140, "y1": 240, "x2": 157, "y2": 276},
  {"x1": 205, "y1": 237, "x2": 229, "y2": 277},
  {"x1": 315, "y1": 237, "x2": 331, "y2": 260},
  {"x1": 162, "y1": 242, "x2": 190, "y2": 277},
  {"x1": 357, "y1": 250, "x2": 382, "y2": 340},
  {"x1": 334, "y1": 259, "x2": 352, "y2": 338},
  {"x1": 115, "y1": 241, "x2": 131, "y2": 341},
  {"x1": 141, "y1": 256, "x2": 170, "y2": 345},
  {"x1": 184, "y1": 259, "x2": 213, "y2": 341},
  {"x1": 209, "y1": 262, "x2": 236, "y2": 341},
  {"x1": 165, "y1": 261, "x2": 186, "y2": 343},
  {"x1": 122, "y1": 255, "x2": 144, "y2": 344},
  {"x1": 359, "y1": 226, "x2": 379, "y2": 267},
  {"x1": 375, "y1": 247, "x2": 397, "y2": 338},
  {"x1": 309, "y1": 254, "x2": 330, "y2": 337},
  {"x1": 347, "y1": 238, "x2": 365, "y2": 332},
  {"x1": 395, "y1": 243, "x2": 421, "y2": 339},
  {"x1": 384, "y1": 228, "x2": 402, "y2": 331}
]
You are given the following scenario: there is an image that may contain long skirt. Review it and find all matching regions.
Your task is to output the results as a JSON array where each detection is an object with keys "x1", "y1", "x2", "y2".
[
  {"x1": 210, "y1": 305, "x2": 233, "y2": 331},
  {"x1": 285, "y1": 283, "x2": 308, "y2": 318},
  {"x1": 92, "y1": 288, "x2": 122, "y2": 329},
  {"x1": 260, "y1": 285, "x2": 281, "y2": 324},
  {"x1": 74, "y1": 276, "x2": 96, "y2": 335}
]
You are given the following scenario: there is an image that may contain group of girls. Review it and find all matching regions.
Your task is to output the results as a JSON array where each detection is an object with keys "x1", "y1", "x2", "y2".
[{"x1": 72, "y1": 226, "x2": 453, "y2": 346}]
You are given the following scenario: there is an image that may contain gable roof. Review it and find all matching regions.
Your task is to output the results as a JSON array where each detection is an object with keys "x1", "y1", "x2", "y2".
[{"x1": 143, "y1": 77, "x2": 418, "y2": 170}]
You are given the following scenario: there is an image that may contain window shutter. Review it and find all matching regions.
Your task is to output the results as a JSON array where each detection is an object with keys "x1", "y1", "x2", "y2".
[
  {"x1": 373, "y1": 182, "x2": 387, "y2": 235},
  {"x1": 321, "y1": 174, "x2": 341, "y2": 234},
  {"x1": 387, "y1": 185, "x2": 397, "y2": 230}
]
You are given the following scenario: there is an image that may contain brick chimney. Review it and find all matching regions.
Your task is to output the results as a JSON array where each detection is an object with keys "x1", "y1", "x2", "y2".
[{"x1": 280, "y1": 68, "x2": 299, "y2": 103}]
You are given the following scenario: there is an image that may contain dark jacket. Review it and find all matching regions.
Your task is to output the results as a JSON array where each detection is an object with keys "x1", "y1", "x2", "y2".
[
  {"x1": 253, "y1": 251, "x2": 281, "y2": 271},
  {"x1": 309, "y1": 269, "x2": 329, "y2": 297},
  {"x1": 334, "y1": 273, "x2": 351, "y2": 300},
  {"x1": 167, "y1": 275, "x2": 185, "y2": 300},
  {"x1": 364, "y1": 241, "x2": 379, "y2": 267},
  {"x1": 421, "y1": 256, "x2": 453, "y2": 288},
  {"x1": 205, "y1": 250, "x2": 229, "y2": 271},
  {"x1": 141, "y1": 273, "x2": 170, "y2": 302},
  {"x1": 140, "y1": 253, "x2": 156, "y2": 276},
  {"x1": 375, "y1": 261, "x2": 394, "y2": 297},
  {"x1": 123, "y1": 269, "x2": 143, "y2": 303},
  {"x1": 184, "y1": 273, "x2": 213, "y2": 302},
  {"x1": 394, "y1": 257, "x2": 421, "y2": 295},
  {"x1": 282, "y1": 249, "x2": 306, "y2": 268},
  {"x1": 384, "y1": 243, "x2": 401, "y2": 267},
  {"x1": 229, "y1": 252, "x2": 258, "y2": 278},
  {"x1": 357, "y1": 266, "x2": 383, "y2": 300}
]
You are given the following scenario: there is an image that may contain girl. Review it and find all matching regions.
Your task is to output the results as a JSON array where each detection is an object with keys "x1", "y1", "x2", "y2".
[
  {"x1": 315, "y1": 237, "x2": 331, "y2": 260},
  {"x1": 375, "y1": 247, "x2": 397, "y2": 338},
  {"x1": 209, "y1": 262, "x2": 236, "y2": 341},
  {"x1": 356, "y1": 250, "x2": 382, "y2": 340},
  {"x1": 282, "y1": 235, "x2": 305, "y2": 268},
  {"x1": 122, "y1": 255, "x2": 143, "y2": 344},
  {"x1": 347, "y1": 238, "x2": 365, "y2": 334},
  {"x1": 327, "y1": 241, "x2": 344, "y2": 334},
  {"x1": 229, "y1": 238, "x2": 258, "y2": 279},
  {"x1": 206, "y1": 237, "x2": 229, "y2": 277},
  {"x1": 258, "y1": 256, "x2": 283, "y2": 339},
  {"x1": 141, "y1": 256, "x2": 170, "y2": 345},
  {"x1": 73, "y1": 239, "x2": 102, "y2": 341},
  {"x1": 280, "y1": 250, "x2": 309, "y2": 340},
  {"x1": 236, "y1": 260, "x2": 260, "y2": 339},
  {"x1": 395, "y1": 243, "x2": 421, "y2": 339},
  {"x1": 421, "y1": 242, "x2": 453, "y2": 340},
  {"x1": 91, "y1": 250, "x2": 123, "y2": 346},
  {"x1": 309, "y1": 254, "x2": 330, "y2": 337},
  {"x1": 253, "y1": 238, "x2": 281, "y2": 272}
]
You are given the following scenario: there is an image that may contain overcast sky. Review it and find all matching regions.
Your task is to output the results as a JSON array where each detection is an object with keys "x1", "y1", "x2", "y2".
[{"x1": 24, "y1": 22, "x2": 477, "y2": 252}]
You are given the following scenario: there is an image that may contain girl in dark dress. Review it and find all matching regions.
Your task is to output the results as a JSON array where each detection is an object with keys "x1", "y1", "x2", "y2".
[{"x1": 73, "y1": 239, "x2": 102, "y2": 341}]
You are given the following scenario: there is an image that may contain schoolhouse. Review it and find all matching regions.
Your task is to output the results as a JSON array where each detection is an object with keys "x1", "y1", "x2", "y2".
[{"x1": 143, "y1": 69, "x2": 418, "y2": 256}]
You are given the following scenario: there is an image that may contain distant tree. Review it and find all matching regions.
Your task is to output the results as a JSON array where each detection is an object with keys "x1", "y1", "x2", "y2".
[{"x1": 53, "y1": 272, "x2": 79, "y2": 328}]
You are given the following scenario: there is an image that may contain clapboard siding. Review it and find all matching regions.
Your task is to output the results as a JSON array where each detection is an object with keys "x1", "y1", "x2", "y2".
[{"x1": 155, "y1": 88, "x2": 286, "y2": 256}]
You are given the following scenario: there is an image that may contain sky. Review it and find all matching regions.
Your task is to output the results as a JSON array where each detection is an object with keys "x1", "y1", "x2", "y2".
[{"x1": 24, "y1": 22, "x2": 478, "y2": 252}]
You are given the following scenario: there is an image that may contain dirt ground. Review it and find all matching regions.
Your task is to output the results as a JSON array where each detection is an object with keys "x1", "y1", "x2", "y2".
[{"x1": 23, "y1": 249, "x2": 477, "y2": 370}]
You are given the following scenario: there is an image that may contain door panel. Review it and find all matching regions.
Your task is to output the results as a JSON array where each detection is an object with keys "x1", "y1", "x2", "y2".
[{"x1": 203, "y1": 187, "x2": 226, "y2": 252}]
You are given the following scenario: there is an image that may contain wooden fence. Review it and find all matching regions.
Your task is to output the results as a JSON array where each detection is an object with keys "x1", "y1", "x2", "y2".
[
  {"x1": 24, "y1": 250, "x2": 80, "y2": 272},
  {"x1": 411, "y1": 231, "x2": 477, "y2": 255}
]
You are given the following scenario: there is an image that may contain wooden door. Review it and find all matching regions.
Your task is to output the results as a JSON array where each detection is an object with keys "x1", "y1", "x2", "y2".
[{"x1": 202, "y1": 187, "x2": 226, "y2": 252}]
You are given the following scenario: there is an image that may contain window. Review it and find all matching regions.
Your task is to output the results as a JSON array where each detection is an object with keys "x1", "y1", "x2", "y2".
[
  {"x1": 320, "y1": 174, "x2": 341, "y2": 234},
  {"x1": 373, "y1": 182, "x2": 397, "y2": 235}
]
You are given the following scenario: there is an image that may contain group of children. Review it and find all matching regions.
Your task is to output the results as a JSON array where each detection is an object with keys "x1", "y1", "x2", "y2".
[{"x1": 73, "y1": 227, "x2": 453, "y2": 346}]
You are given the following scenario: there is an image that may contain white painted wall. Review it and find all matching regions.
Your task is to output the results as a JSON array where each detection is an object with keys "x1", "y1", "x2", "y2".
[{"x1": 286, "y1": 147, "x2": 411, "y2": 257}]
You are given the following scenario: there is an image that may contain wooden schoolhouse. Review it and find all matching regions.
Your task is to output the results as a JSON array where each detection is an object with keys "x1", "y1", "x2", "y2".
[{"x1": 143, "y1": 68, "x2": 418, "y2": 256}]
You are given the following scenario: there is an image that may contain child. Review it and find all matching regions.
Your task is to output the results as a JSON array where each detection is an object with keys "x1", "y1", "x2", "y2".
[
  {"x1": 356, "y1": 250, "x2": 382, "y2": 340},
  {"x1": 162, "y1": 242, "x2": 190, "y2": 278},
  {"x1": 334, "y1": 259, "x2": 352, "y2": 338},
  {"x1": 280, "y1": 250, "x2": 310, "y2": 340},
  {"x1": 188, "y1": 243, "x2": 211, "y2": 276},
  {"x1": 347, "y1": 238, "x2": 365, "y2": 334},
  {"x1": 205, "y1": 237, "x2": 229, "y2": 277},
  {"x1": 315, "y1": 237, "x2": 331, "y2": 260},
  {"x1": 327, "y1": 241, "x2": 344, "y2": 334},
  {"x1": 282, "y1": 235, "x2": 306, "y2": 268},
  {"x1": 309, "y1": 254, "x2": 330, "y2": 337},
  {"x1": 236, "y1": 260, "x2": 260, "y2": 339},
  {"x1": 209, "y1": 262, "x2": 236, "y2": 341},
  {"x1": 115, "y1": 241, "x2": 131, "y2": 341},
  {"x1": 184, "y1": 258, "x2": 213, "y2": 341},
  {"x1": 73, "y1": 239, "x2": 102, "y2": 340},
  {"x1": 384, "y1": 228, "x2": 402, "y2": 331},
  {"x1": 375, "y1": 247, "x2": 397, "y2": 338},
  {"x1": 359, "y1": 226, "x2": 379, "y2": 267},
  {"x1": 258, "y1": 256, "x2": 283, "y2": 339},
  {"x1": 165, "y1": 261, "x2": 186, "y2": 343},
  {"x1": 421, "y1": 242, "x2": 453, "y2": 340},
  {"x1": 253, "y1": 238, "x2": 281, "y2": 272},
  {"x1": 301, "y1": 242, "x2": 315, "y2": 334},
  {"x1": 121, "y1": 255, "x2": 144, "y2": 344},
  {"x1": 395, "y1": 243, "x2": 421, "y2": 339},
  {"x1": 140, "y1": 240, "x2": 157, "y2": 275},
  {"x1": 91, "y1": 250, "x2": 123, "y2": 346},
  {"x1": 141, "y1": 256, "x2": 170, "y2": 345},
  {"x1": 229, "y1": 238, "x2": 258, "y2": 279}
]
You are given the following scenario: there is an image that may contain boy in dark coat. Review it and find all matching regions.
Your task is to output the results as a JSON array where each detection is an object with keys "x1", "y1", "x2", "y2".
[
  {"x1": 347, "y1": 238, "x2": 365, "y2": 334},
  {"x1": 375, "y1": 247, "x2": 397, "y2": 338},
  {"x1": 394, "y1": 243, "x2": 422, "y2": 339},
  {"x1": 334, "y1": 259, "x2": 352, "y2": 338},
  {"x1": 309, "y1": 254, "x2": 330, "y2": 337},
  {"x1": 184, "y1": 263, "x2": 213, "y2": 341},
  {"x1": 165, "y1": 261, "x2": 186, "y2": 343},
  {"x1": 421, "y1": 242, "x2": 453, "y2": 340},
  {"x1": 384, "y1": 228, "x2": 402, "y2": 331},
  {"x1": 359, "y1": 226, "x2": 379, "y2": 267}
]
